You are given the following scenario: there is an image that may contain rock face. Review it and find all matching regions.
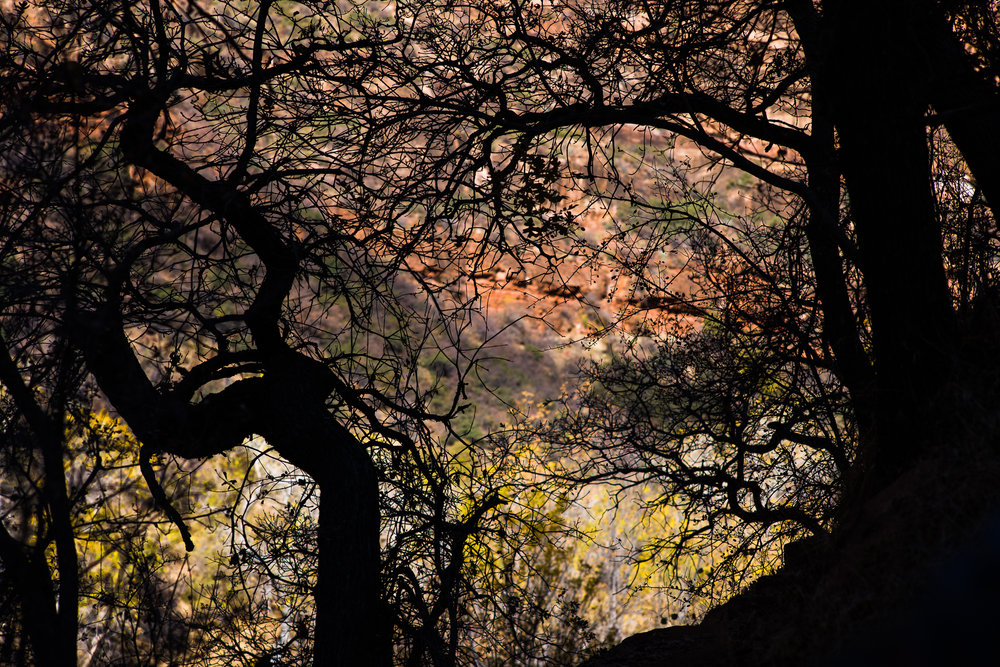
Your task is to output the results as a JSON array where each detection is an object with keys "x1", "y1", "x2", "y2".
[
  {"x1": 582, "y1": 454, "x2": 1000, "y2": 667},
  {"x1": 580, "y1": 626, "x2": 719, "y2": 667}
]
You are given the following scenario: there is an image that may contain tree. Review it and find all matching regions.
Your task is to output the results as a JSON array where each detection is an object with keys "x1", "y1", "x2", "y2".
[
  {"x1": 1, "y1": 0, "x2": 558, "y2": 664},
  {"x1": 0, "y1": 325, "x2": 83, "y2": 665},
  {"x1": 364, "y1": 0, "x2": 1000, "y2": 599},
  {"x1": 5, "y1": 0, "x2": 1000, "y2": 663},
  {"x1": 0, "y1": 86, "x2": 92, "y2": 662}
]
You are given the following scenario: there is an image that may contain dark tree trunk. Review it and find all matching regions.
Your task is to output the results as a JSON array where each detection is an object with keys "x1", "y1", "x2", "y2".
[
  {"x1": 314, "y1": 448, "x2": 388, "y2": 666},
  {"x1": 0, "y1": 344, "x2": 79, "y2": 666},
  {"x1": 795, "y1": 37, "x2": 878, "y2": 454},
  {"x1": 40, "y1": 437, "x2": 80, "y2": 667},
  {"x1": 181, "y1": 387, "x2": 392, "y2": 666},
  {"x1": 0, "y1": 533, "x2": 69, "y2": 666},
  {"x1": 266, "y1": 409, "x2": 390, "y2": 667},
  {"x1": 788, "y1": 0, "x2": 875, "y2": 420},
  {"x1": 107, "y1": 93, "x2": 396, "y2": 664},
  {"x1": 75, "y1": 303, "x2": 394, "y2": 665},
  {"x1": 249, "y1": 360, "x2": 392, "y2": 667},
  {"x1": 918, "y1": 7, "x2": 1000, "y2": 219},
  {"x1": 800, "y1": 1, "x2": 958, "y2": 495}
]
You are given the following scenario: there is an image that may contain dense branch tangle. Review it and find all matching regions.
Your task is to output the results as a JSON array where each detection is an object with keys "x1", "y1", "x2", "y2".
[
  {"x1": 0, "y1": 0, "x2": 538, "y2": 664},
  {"x1": 366, "y1": 0, "x2": 839, "y2": 582},
  {"x1": 4, "y1": 0, "x2": 1000, "y2": 663},
  {"x1": 376, "y1": 0, "x2": 1000, "y2": 597}
]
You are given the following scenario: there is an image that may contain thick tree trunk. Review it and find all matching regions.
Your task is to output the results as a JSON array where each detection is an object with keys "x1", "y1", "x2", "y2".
[
  {"x1": 799, "y1": 83, "x2": 877, "y2": 453},
  {"x1": 314, "y1": 452, "x2": 389, "y2": 667},
  {"x1": 802, "y1": 1, "x2": 958, "y2": 494},
  {"x1": 77, "y1": 304, "x2": 393, "y2": 664},
  {"x1": 261, "y1": 399, "x2": 390, "y2": 667},
  {"x1": 789, "y1": 0, "x2": 875, "y2": 425}
]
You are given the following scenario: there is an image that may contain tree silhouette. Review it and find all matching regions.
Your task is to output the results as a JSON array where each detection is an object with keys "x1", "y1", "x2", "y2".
[
  {"x1": 4, "y1": 0, "x2": 1000, "y2": 664},
  {"x1": 370, "y1": 0, "x2": 1000, "y2": 601},
  {"x1": 0, "y1": 0, "x2": 555, "y2": 664}
]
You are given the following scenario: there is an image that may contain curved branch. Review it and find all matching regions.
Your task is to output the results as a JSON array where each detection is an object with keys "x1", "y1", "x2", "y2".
[
  {"x1": 139, "y1": 443, "x2": 195, "y2": 551},
  {"x1": 119, "y1": 95, "x2": 296, "y2": 352}
]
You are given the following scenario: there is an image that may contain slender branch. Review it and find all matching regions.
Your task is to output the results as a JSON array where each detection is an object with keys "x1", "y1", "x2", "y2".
[{"x1": 139, "y1": 443, "x2": 195, "y2": 552}]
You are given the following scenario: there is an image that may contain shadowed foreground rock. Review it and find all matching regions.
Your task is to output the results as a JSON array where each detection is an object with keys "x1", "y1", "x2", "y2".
[
  {"x1": 583, "y1": 454, "x2": 1000, "y2": 667},
  {"x1": 580, "y1": 626, "x2": 722, "y2": 667}
]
